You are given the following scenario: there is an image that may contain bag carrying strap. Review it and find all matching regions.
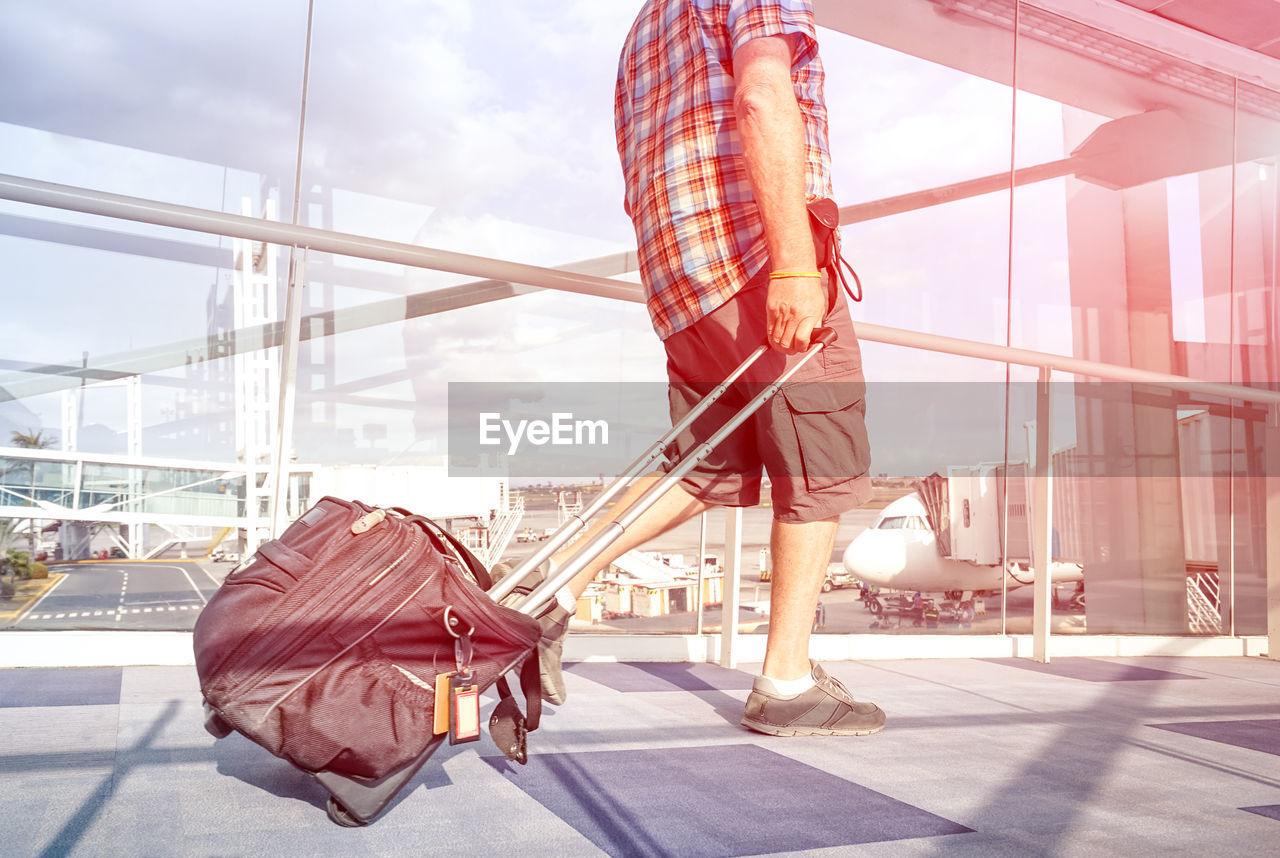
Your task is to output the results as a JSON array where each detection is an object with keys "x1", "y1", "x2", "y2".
[
  {"x1": 394, "y1": 509, "x2": 492, "y2": 588},
  {"x1": 516, "y1": 654, "x2": 543, "y2": 730},
  {"x1": 486, "y1": 657, "x2": 542, "y2": 763},
  {"x1": 807, "y1": 197, "x2": 863, "y2": 305}
]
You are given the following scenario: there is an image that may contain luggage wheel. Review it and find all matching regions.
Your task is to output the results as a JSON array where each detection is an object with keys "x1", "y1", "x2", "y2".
[
  {"x1": 202, "y1": 701, "x2": 233, "y2": 739},
  {"x1": 327, "y1": 797, "x2": 366, "y2": 828}
]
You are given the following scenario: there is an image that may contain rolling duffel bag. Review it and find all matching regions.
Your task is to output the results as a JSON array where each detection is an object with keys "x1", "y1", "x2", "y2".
[
  {"x1": 196, "y1": 325, "x2": 841, "y2": 826},
  {"x1": 194, "y1": 497, "x2": 544, "y2": 801}
]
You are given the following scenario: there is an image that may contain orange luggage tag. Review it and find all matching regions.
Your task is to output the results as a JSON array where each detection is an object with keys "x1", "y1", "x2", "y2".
[{"x1": 434, "y1": 671, "x2": 455, "y2": 735}]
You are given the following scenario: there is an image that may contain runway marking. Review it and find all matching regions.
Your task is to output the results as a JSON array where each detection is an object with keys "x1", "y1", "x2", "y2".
[
  {"x1": 26, "y1": 604, "x2": 203, "y2": 621},
  {"x1": 116, "y1": 570, "x2": 128, "y2": 623},
  {"x1": 176, "y1": 564, "x2": 210, "y2": 605},
  {"x1": 13, "y1": 563, "x2": 212, "y2": 626},
  {"x1": 7, "y1": 573, "x2": 68, "y2": 624},
  {"x1": 198, "y1": 564, "x2": 227, "y2": 587}
]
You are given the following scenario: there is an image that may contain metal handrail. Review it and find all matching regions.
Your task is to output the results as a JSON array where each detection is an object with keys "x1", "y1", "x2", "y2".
[
  {"x1": 0, "y1": 446, "x2": 241, "y2": 472},
  {"x1": 0, "y1": 173, "x2": 644, "y2": 305},
  {"x1": 854, "y1": 321, "x2": 1280, "y2": 405},
  {"x1": 2, "y1": 172, "x2": 1276, "y2": 409}
]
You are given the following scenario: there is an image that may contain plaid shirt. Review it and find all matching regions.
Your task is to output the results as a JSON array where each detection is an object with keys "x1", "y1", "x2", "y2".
[{"x1": 615, "y1": 0, "x2": 834, "y2": 340}]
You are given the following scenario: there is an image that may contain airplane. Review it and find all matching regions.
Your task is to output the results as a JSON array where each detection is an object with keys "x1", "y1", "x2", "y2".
[{"x1": 841, "y1": 492, "x2": 1084, "y2": 616}]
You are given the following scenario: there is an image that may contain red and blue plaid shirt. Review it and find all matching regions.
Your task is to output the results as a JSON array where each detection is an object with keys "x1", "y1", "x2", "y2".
[{"x1": 615, "y1": 0, "x2": 834, "y2": 340}]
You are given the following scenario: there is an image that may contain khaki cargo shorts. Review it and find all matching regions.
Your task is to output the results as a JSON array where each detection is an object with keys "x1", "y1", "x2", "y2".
[{"x1": 661, "y1": 267, "x2": 873, "y2": 523}]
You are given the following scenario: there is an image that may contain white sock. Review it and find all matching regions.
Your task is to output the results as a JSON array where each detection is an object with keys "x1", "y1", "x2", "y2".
[{"x1": 755, "y1": 671, "x2": 816, "y2": 697}]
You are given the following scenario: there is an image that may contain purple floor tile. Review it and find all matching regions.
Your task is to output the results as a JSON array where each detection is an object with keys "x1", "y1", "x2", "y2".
[
  {"x1": 985, "y1": 658, "x2": 1199, "y2": 682},
  {"x1": 565, "y1": 661, "x2": 754, "y2": 693},
  {"x1": 1149, "y1": 719, "x2": 1280, "y2": 756},
  {"x1": 1242, "y1": 805, "x2": 1280, "y2": 822},
  {"x1": 0, "y1": 667, "x2": 122, "y2": 707},
  {"x1": 484, "y1": 743, "x2": 971, "y2": 858}
]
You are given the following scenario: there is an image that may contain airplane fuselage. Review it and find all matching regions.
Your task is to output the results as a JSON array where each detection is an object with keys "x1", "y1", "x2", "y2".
[{"x1": 842, "y1": 493, "x2": 1083, "y2": 594}]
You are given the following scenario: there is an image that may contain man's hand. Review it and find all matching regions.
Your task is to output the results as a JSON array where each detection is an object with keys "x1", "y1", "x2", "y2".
[{"x1": 767, "y1": 274, "x2": 826, "y2": 352}]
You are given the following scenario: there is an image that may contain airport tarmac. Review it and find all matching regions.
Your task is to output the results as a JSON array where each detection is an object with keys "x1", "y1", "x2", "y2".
[
  {"x1": 3, "y1": 560, "x2": 220, "y2": 631},
  {"x1": 3, "y1": 489, "x2": 1077, "y2": 635}
]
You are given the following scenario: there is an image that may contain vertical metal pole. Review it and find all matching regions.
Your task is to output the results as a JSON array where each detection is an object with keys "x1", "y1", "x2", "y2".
[
  {"x1": 72, "y1": 459, "x2": 83, "y2": 514},
  {"x1": 126, "y1": 375, "x2": 142, "y2": 457},
  {"x1": 1266, "y1": 403, "x2": 1280, "y2": 660},
  {"x1": 264, "y1": 0, "x2": 315, "y2": 542},
  {"x1": 60, "y1": 390, "x2": 77, "y2": 452},
  {"x1": 720, "y1": 507, "x2": 743, "y2": 668},
  {"x1": 696, "y1": 511, "x2": 707, "y2": 636},
  {"x1": 1032, "y1": 366, "x2": 1054, "y2": 662},
  {"x1": 268, "y1": 249, "x2": 306, "y2": 538}
]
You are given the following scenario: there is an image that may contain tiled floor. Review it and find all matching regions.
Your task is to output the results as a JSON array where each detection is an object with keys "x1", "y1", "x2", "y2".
[{"x1": 2, "y1": 656, "x2": 1278, "y2": 856}]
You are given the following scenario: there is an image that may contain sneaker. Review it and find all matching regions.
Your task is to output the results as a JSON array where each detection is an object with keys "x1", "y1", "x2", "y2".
[
  {"x1": 495, "y1": 560, "x2": 571, "y2": 706},
  {"x1": 741, "y1": 663, "x2": 885, "y2": 737}
]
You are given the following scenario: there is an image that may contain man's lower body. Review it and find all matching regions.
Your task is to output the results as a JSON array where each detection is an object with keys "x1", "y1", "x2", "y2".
[{"x1": 545, "y1": 268, "x2": 884, "y2": 736}]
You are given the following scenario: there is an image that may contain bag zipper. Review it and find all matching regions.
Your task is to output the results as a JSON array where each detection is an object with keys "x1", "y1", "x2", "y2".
[
  {"x1": 255, "y1": 545, "x2": 540, "y2": 727},
  {"x1": 214, "y1": 513, "x2": 412, "y2": 692},
  {"x1": 228, "y1": 527, "x2": 424, "y2": 703}
]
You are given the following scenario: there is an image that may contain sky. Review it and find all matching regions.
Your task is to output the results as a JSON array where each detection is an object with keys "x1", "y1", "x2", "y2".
[{"x1": 0, "y1": 0, "x2": 1228, "y2": 478}]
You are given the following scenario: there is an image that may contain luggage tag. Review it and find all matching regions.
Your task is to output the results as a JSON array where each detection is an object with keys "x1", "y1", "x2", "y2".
[
  {"x1": 446, "y1": 621, "x2": 481, "y2": 745},
  {"x1": 433, "y1": 671, "x2": 455, "y2": 736},
  {"x1": 449, "y1": 672, "x2": 481, "y2": 744}
]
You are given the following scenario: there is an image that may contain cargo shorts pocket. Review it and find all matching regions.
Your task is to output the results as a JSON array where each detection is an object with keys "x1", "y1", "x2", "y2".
[{"x1": 780, "y1": 380, "x2": 871, "y2": 492}]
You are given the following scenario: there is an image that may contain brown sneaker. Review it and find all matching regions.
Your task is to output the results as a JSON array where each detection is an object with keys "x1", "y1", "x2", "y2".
[{"x1": 741, "y1": 663, "x2": 885, "y2": 737}]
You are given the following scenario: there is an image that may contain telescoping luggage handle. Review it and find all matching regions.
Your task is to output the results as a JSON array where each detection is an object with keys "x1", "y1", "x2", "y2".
[
  {"x1": 502, "y1": 326, "x2": 838, "y2": 617},
  {"x1": 487, "y1": 328, "x2": 824, "y2": 603}
]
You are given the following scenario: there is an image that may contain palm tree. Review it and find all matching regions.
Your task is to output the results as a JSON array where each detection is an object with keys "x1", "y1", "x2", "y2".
[{"x1": 6, "y1": 428, "x2": 57, "y2": 557}]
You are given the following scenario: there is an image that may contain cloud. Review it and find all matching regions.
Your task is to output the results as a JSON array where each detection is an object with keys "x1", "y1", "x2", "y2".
[
  {"x1": 0, "y1": 0, "x2": 640, "y2": 245},
  {"x1": 0, "y1": 0, "x2": 305, "y2": 178}
]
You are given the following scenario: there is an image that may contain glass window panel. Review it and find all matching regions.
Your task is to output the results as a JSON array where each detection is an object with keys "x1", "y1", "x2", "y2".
[
  {"x1": 1012, "y1": 3, "x2": 1265, "y2": 637},
  {"x1": 4, "y1": 2, "x2": 1273, "y2": 649},
  {"x1": 822, "y1": 25, "x2": 1015, "y2": 364},
  {"x1": 733, "y1": 16, "x2": 1020, "y2": 640},
  {"x1": 0, "y1": 0, "x2": 304, "y2": 639},
  {"x1": 1223, "y1": 79, "x2": 1279, "y2": 636}
]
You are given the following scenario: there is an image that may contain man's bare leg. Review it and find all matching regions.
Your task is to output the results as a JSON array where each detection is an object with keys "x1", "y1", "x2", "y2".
[
  {"x1": 554, "y1": 473, "x2": 715, "y2": 598},
  {"x1": 522, "y1": 474, "x2": 712, "y2": 706},
  {"x1": 742, "y1": 513, "x2": 885, "y2": 736},
  {"x1": 761, "y1": 516, "x2": 839, "y2": 681}
]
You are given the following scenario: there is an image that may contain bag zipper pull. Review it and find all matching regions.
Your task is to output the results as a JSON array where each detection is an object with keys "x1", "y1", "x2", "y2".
[{"x1": 351, "y1": 508, "x2": 387, "y2": 534}]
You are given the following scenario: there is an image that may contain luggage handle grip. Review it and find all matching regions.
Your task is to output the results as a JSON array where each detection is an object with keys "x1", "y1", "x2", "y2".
[{"x1": 809, "y1": 326, "x2": 837, "y2": 349}]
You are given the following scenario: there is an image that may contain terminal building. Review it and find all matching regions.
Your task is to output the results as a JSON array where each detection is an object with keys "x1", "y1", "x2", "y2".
[{"x1": 1, "y1": 1, "x2": 1278, "y2": 854}]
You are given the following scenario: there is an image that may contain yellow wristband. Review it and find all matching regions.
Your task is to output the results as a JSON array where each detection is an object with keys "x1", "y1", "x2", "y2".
[{"x1": 768, "y1": 270, "x2": 822, "y2": 280}]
